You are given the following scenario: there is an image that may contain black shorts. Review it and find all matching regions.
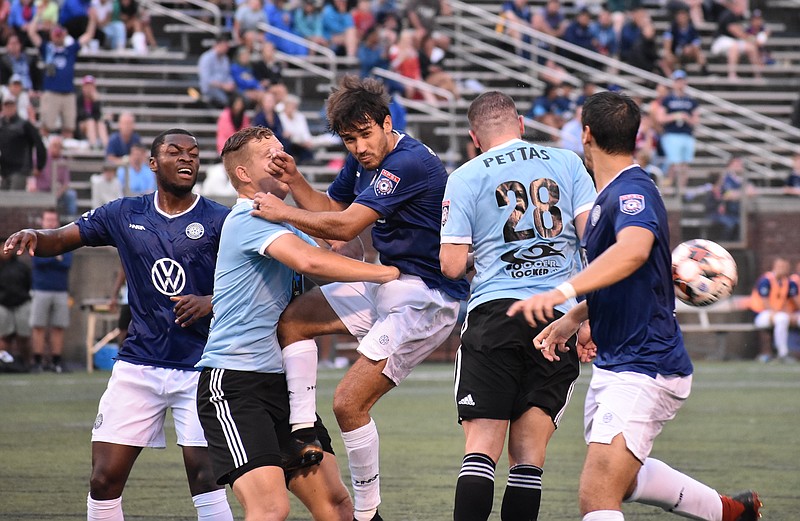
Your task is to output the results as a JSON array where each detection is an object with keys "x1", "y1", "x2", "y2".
[
  {"x1": 454, "y1": 299, "x2": 580, "y2": 425},
  {"x1": 197, "y1": 368, "x2": 334, "y2": 486}
]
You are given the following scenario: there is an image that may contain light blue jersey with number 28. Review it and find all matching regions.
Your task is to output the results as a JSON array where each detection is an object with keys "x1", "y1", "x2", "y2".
[{"x1": 441, "y1": 138, "x2": 596, "y2": 313}]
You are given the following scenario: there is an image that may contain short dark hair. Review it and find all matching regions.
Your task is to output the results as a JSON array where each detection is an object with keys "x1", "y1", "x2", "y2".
[
  {"x1": 326, "y1": 75, "x2": 390, "y2": 136},
  {"x1": 467, "y1": 91, "x2": 518, "y2": 130},
  {"x1": 581, "y1": 91, "x2": 640, "y2": 155},
  {"x1": 150, "y1": 128, "x2": 196, "y2": 157}
]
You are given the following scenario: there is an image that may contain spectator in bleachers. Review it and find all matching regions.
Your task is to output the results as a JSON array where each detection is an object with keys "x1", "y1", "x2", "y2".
[
  {"x1": 606, "y1": 0, "x2": 642, "y2": 50},
  {"x1": 558, "y1": 103, "x2": 583, "y2": 157},
  {"x1": 292, "y1": 0, "x2": 327, "y2": 51},
  {"x1": 34, "y1": 0, "x2": 59, "y2": 36},
  {"x1": 404, "y1": 0, "x2": 451, "y2": 53},
  {"x1": 252, "y1": 40, "x2": 284, "y2": 90},
  {"x1": 251, "y1": 88, "x2": 284, "y2": 140},
  {"x1": 662, "y1": 5, "x2": 709, "y2": 77},
  {"x1": 590, "y1": 4, "x2": 617, "y2": 58},
  {"x1": 233, "y1": 0, "x2": 266, "y2": 43},
  {"x1": 0, "y1": 0, "x2": 11, "y2": 45},
  {"x1": 635, "y1": 111, "x2": 661, "y2": 160},
  {"x1": 57, "y1": 0, "x2": 91, "y2": 41},
  {"x1": 8, "y1": 0, "x2": 37, "y2": 47},
  {"x1": 497, "y1": 0, "x2": 533, "y2": 58},
  {"x1": 668, "y1": 0, "x2": 707, "y2": 27},
  {"x1": 92, "y1": 0, "x2": 126, "y2": 51},
  {"x1": 76, "y1": 74, "x2": 108, "y2": 149},
  {"x1": 710, "y1": 0, "x2": 761, "y2": 80},
  {"x1": 390, "y1": 28, "x2": 436, "y2": 103},
  {"x1": 90, "y1": 160, "x2": 123, "y2": 207},
  {"x1": 709, "y1": 156, "x2": 755, "y2": 240},
  {"x1": 216, "y1": 93, "x2": 250, "y2": 156},
  {"x1": 745, "y1": 8, "x2": 772, "y2": 65},
  {"x1": 1, "y1": 73, "x2": 35, "y2": 122},
  {"x1": 656, "y1": 69, "x2": 698, "y2": 189},
  {"x1": 527, "y1": 82, "x2": 570, "y2": 140},
  {"x1": 117, "y1": 141, "x2": 155, "y2": 196},
  {"x1": 28, "y1": 13, "x2": 97, "y2": 139},
  {"x1": 532, "y1": 0, "x2": 567, "y2": 59},
  {"x1": 119, "y1": 0, "x2": 157, "y2": 52},
  {"x1": 264, "y1": 0, "x2": 308, "y2": 56},
  {"x1": 357, "y1": 24, "x2": 390, "y2": 79},
  {"x1": 750, "y1": 257, "x2": 800, "y2": 363},
  {"x1": 34, "y1": 135, "x2": 78, "y2": 215},
  {"x1": 0, "y1": 34, "x2": 40, "y2": 91},
  {"x1": 230, "y1": 46, "x2": 263, "y2": 106},
  {"x1": 646, "y1": 82, "x2": 669, "y2": 134},
  {"x1": 574, "y1": 77, "x2": 598, "y2": 107},
  {"x1": 197, "y1": 33, "x2": 236, "y2": 108},
  {"x1": 620, "y1": 6, "x2": 662, "y2": 74},
  {"x1": 105, "y1": 110, "x2": 141, "y2": 165},
  {"x1": 562, "y1": 6, "x2": 596, "y2": 65},
  {"x1": 351, "y1": 0, "x2": 375, "y2": 40},
  {"x1": 0, "y1": 92, "x2": 47, "y2": 190},
  {"x1": 279, "y1": 93, "x2": 314, "y2": 164},
  {"x1": 29, "y1": 207, "x2": 72, "y2": 373},
  {"x1": 321, "y1": 0, "x2": 358, "y2": 57},
  {"x1": 0, "y1": 243, "x2": 32, "y2": 370},
  {"x1": 783, "y1": 153, "x2": 800, "y2": 196},
  {"x1": 419, "y1": 32, "x2": 459, "y2": 101},
  {"x1": 635, "y1": 148, "x2": 664, "y2": 185}
]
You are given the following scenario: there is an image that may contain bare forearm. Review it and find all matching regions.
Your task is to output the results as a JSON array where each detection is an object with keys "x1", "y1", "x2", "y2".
[
  {"x1": 281, "y1": 205, "x2": 360, "y2": 241},
  {"x1": 288, "y1": 178, "x2": 337, "y2": 212},
  {"x1": 568, "y1": 241, "x2": 648, "y2": 297}
]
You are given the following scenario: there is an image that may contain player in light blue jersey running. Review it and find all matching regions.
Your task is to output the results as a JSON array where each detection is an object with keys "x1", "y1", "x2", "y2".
[
  {"x1": 509, "y1": 91, "x2": 760, "y2": 521},
  {"x1": 196, "y1": 127, "x2": 399, "y2": 521},
  {"x1": 440, "y1": 91, "x2": 596, "y2": 521}
]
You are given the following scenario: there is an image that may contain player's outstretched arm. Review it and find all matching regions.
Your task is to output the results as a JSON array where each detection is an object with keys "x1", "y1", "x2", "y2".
[
  {"x1": 170, "y1": 295, "x2": 212, "y2": 328},
  {"x1": 252, "y1": 197, "x2": 378, "y2": 242},
  {"x1": 3, "y1": 223, "x2": 84, "y2": 257},
  {"x1": 267, "y1": 233, "x2": 399, "y2": 284}
]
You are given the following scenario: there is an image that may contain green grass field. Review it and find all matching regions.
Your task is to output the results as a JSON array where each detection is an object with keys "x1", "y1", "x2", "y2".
[{"x1": 1, "y1": 361, "x2": 799, "y2": 520}]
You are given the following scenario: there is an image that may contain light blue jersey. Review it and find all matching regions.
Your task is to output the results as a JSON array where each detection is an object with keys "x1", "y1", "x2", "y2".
[
  {"x1": 441, "y1": 138, "x2": 596, "y2": 312},
  {"x1": 198, "y1": 199, "x2": 317, "y2": 373}
]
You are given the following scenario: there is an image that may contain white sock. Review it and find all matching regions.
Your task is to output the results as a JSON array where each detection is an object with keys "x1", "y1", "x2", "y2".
[
  {"x1": 283, "y1": 340, "x2": 319, "y2": 427},
  {"x1": 192, "y1": 489, "x2": 233, "y2": 521},
  {"x1": 87, "y1": 494, "x2": 124, "y2": 521},
  {"x1": 773, "y1": 313, "x2": 790, "y2": 357},
  {"x1": 583, "y1": 510, "x2": 624, "y2": 520},
  {"x1": 627, "y1": 458, "x2": 723, "y2": 521},
  {"x1": 341, "y1": 418, "x2": 380, "y2": 513}
]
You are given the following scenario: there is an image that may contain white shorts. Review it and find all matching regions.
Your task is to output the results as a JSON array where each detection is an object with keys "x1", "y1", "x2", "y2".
[
  {"x1": 321, "y1": 274, "x2": 461, "y2": 385},
  {"x1": 584, "y1": 366, "x2": 692, "y2": 462},
  {"x1": 711, "y1": 35, "x2": 747, "y2": 55},
  {"x1": 91, "y1": 360, "x2": 208, "y2": 448}
]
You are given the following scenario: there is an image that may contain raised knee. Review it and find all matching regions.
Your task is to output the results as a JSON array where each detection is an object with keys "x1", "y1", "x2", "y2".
[{"x1": 89, "y1": 472, "x2": 123, "y2": 500}]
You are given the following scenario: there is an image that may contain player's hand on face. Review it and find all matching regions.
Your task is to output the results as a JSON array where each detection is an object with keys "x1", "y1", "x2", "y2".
[
  {"x1": 266, "y1": 148, "x2": 299, "y2": 183},
  {"x1": 170, "y1": 294, "x2": 212, "y2": 327},
  {"x1": 251, "y1": 192, "x2": 288, "y2": 222},
  {"x1": 3, "y1": 230, "x2": 37, "y2": 256},
  {"x1": 506, "y1": 289, "x2": 564, "y2": 326},
  {"x1": 576, "y1": 321, "x2": 597, "y2": 363}
]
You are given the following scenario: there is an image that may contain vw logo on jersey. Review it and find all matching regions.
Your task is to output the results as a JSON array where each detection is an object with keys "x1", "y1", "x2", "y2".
[
  {"x1": 151, "y1": 258, "x2": 186, "y2": 296},
  {"x1": 185, "y1": 222, "x2": 205, "y2": 240},
  {"x1": 591, "y1": 205, "x2": 601, "y2": 226}
]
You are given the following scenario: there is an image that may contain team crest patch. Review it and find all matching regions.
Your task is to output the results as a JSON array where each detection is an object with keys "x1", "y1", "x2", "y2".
[
  {"x1": 441, "y1": 200, "x2": 450, "y2": 227},
  {"x1": 185, "y1": 222, "x2": 205, "y2": 239},
  {"x1": 374, "y1": 169, "x2": 400, "y2": 196},
  {"x1": 619, "y1": 194, "x2": 645, "y2": 215},
  {"x1": 590, "y1": 204, "x2": 601, "y2": 226},
  {"x1": 379, "y1": 334, "x2": 390, "y2": 345}
]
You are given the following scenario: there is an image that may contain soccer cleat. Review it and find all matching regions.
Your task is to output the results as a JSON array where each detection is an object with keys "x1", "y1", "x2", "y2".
[
  {"x1": 721, "y1": 490, "x2": 762, "y2": 521},
  {"x1": 281, "y1": 434, "x2": 323, "y2": 473}
]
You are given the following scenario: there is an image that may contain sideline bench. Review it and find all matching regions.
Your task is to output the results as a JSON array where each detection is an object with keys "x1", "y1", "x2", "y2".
[{"x1": 676, "y1": 296, "x2": 757, "y2": 360}]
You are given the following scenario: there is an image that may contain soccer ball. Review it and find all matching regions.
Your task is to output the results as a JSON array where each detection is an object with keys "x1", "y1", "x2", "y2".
[{"x1": 671, "y1": 239, "x2": 738, "y2": 307}]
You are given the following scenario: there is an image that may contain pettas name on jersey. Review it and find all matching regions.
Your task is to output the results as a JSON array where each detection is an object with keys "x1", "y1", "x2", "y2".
[{"x1": 482, "y1": 145, "x2": 551, "y2": 168}]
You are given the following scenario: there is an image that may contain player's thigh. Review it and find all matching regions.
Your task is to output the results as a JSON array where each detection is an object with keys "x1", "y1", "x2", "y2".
[
  {"x1": 360, "y1": 276, "x2": 460, "y2": 384},
  {"x1": 289, "y1": 454, "x2": 352, "y2": 521},
  {"x1": 461, "y1": 418, "x2": 509, "y2": 463},
  {"x1": 584, "y1": 367, "x2": 691, "y2": 462},
  {"x1": 281, "y1": 285, "x2": 352, "y2": 340},
  {"x1": 318, "y1": 281, "x2": 379, "y2": 339},
  {"x1": 196, "y1": 368, "x2": 287, "y2": 486},
  {"x1": 232, "y1": 466, "x2": 290, "y2": 520},
  {"x1": 92, "y1": 361, "x2": 172, "y2": 448}
]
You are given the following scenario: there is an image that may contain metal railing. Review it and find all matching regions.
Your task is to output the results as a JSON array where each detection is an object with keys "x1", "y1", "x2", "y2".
[
  {"x1": 445, "y1": 0, "x2": 799, "y2": 175},
  {"x1": 256, "y1": 22, "x2": 337, "y2": 91},
  {"x1": 142, "y1": 0, "x2": 220, "y2": 35}
]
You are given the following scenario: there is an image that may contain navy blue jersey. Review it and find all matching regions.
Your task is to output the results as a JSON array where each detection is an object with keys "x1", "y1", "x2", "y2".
[
  {"x1": 327, "y1": 132, "x2": 469, "y2": 300},
  {"x1": 661, "y1": 94, "x2": 698, "y2": 135},
  {"x1": 582, "y1": 165, "x2": 693, "y2": 378},
  {"x1": 77, "y1": 193, "x2": 229, "y2": 370}
]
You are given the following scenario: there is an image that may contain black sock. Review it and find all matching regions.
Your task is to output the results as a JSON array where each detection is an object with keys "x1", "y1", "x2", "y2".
[
  {"x1": 33, "y1": 354, "x2": 42, "y2": 365},
  {"x1": 501, "y1": 464, "x2": 543, "y2": 521},
  {"x1": 454, "y1": 453, "x2": 496, "y2": 521},
  {"x1": 292, "y1": 426, "x2": 318, "y2": 444},
  {"x1": 52, "y1": 355, "x2": 62, "y2": 366}
]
